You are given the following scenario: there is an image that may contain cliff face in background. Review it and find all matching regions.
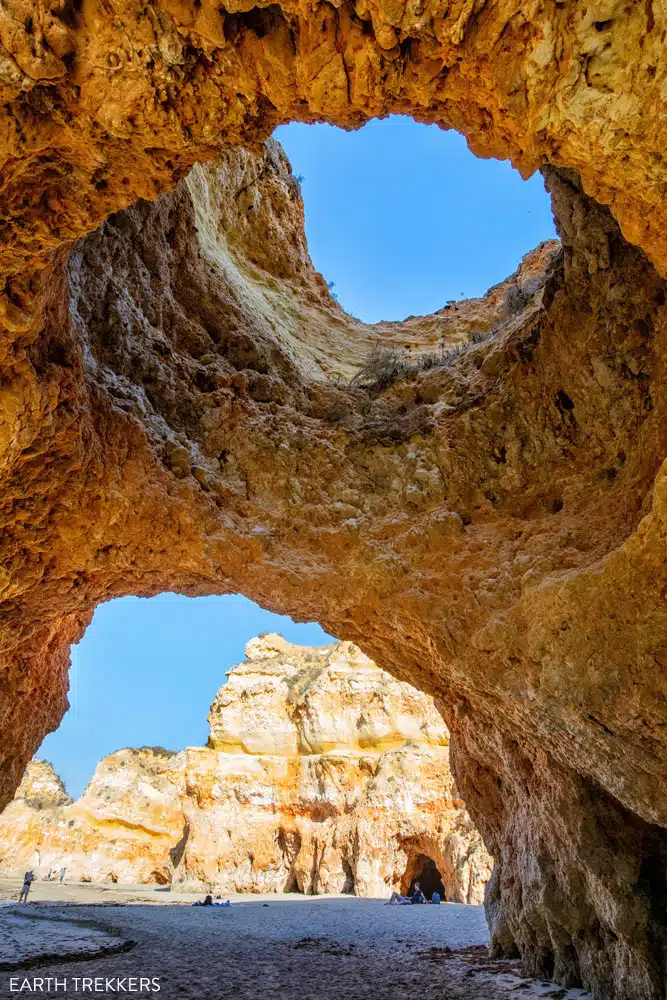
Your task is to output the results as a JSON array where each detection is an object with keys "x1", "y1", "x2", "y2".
[
  {"x1": 0, "y1": 636, "x2": 491, "y2": 902},
  {"x1": 0, "y1": 748, "x2": 184, "y2": 886}
]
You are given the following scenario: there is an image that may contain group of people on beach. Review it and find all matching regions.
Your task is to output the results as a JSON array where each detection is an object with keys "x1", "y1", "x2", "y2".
[
  {"x1": 192, "y1": 884, "x2": 438, "y2": 907},
  {"x1": 386, "y1": 881, "x2": 440, "y2": 905},
  {"x1": 17, "y1": 866, "x2": 66, "y2": 902},
  {"x1": 45, "y1": 867, "x2": 67, "y2": 882},
  {"x1": 16, "y1": 874, "x2": 437, "y2": 906}
]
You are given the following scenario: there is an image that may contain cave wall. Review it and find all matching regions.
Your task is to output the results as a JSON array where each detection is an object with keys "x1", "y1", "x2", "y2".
[
  {"x1": 1, "y1": 141, "x2": 666, "y2": 996},
  {"x1": 0, "y1": 2, "x2": 667, "y2": 997},
  {"x1": 453, "y1": 718, "x2": 667, "y2": 996}
]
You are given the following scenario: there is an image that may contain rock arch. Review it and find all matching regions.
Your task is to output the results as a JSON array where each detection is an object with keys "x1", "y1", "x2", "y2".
[{"x1": 0, "y1": 5, "x2": 666, "y2": 999}]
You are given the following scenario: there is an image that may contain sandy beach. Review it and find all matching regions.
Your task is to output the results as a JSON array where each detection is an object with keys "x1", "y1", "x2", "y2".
[{"x1": 0, "y1": 880, "x2": 590, "y2": 1000}]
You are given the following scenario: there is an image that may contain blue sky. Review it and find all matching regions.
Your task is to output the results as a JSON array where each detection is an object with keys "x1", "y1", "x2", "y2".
[
  {"x1": 38, "y1": 117, "x2": 556, "y2": 799},
  {"x1": 274, "y1": 117, "x2": 556, "y2": 322}
]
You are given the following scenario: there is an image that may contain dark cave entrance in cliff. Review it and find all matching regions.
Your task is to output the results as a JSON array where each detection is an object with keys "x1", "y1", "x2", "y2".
[
  {"x1": 341, "y1": 858, "x2": 356, "y2": 895},
  {"x1": 401, "y1": 854, "x2": 446, "y2": 901},
  {"x1": 284, "y1": 871, "x2": 304, "y2": 894}
]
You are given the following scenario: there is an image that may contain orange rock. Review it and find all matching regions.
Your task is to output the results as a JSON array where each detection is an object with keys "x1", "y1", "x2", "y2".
[
  {"x1": 0, "y1": 636, "x2": 492, "y2": 902},
  {"x1": 0, "y1": 0, "x2": 664, "y2": 282},
  {"x1": 0, "y1": 123, "x2": 666, "y2": 997}
]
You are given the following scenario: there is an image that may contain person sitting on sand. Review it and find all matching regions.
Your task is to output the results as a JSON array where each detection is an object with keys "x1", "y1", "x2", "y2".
[
  {"x1": 386, "y1": 880, "x2": 426, "y2": 905},
  {"x1": 386, "y1": 892, "x2": 411, "y2": 905},
  {"x1": 18, "y1": 870, "x2": 34, "y2": 903},
  {"x1": 193, "y1": 894, "x2": 231, "y2": 908},
  {"x1": 411, "y1": 881, "x2": 426, "y2": 904}
]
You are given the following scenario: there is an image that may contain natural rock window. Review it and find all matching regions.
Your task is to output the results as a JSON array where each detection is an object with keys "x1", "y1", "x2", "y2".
[
  {"x1": 274, "y1": 118, "x2": 557, "y2": 323},
  {"x1": 0, "y1": 635, "x2": 491, "y2": 902}
]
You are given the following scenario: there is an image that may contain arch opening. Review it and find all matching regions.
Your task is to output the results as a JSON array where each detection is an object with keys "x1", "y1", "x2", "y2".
[
  {"x1": 1, "y1": 595, "x2": 491, "y2": 905},
  {"x1": 283, "y1": 871, "x2": 304, "y2": 894},
  {"x1": 273, "y1": 118, "x2": 556, "y2": 324},
  {"x1": 340, "y1": 859, "x2": 356, "y2": 895}
]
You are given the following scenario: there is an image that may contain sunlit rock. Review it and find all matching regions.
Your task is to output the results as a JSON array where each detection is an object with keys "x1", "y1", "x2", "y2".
[
  {"x1": 0, "y1": 23, "x2": 666, "y2": 985},
  {"x1": 0, "y1": 637, "x2": 491, "y2": 902}
]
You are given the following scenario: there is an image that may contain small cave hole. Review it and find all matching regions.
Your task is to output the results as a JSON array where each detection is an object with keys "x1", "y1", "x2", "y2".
[
  {"x1": 284, "y1": 871, "x2": 304, "y2": 893},
  {"x1": 341, "y1": 858, "x2": 356, "y2": 895},
  {"x1": 555, "y1": 389, "x2": 574, "y2": 413},
  {"x1": 48, "y1": 343, "x2": 69, "y2": 368}
]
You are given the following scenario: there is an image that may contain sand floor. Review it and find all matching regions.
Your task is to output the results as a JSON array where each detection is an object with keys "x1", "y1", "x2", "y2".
[
  {"x1": 0, "y1": 907, "x2": 133, "y2": 971},
  {"x1": 0, "y1": 881, "x2": 591, "y2": 1000}
]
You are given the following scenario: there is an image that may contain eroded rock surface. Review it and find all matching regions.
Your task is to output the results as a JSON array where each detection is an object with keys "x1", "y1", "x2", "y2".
[
  {"x1": 0, "y1": 0, "x2": 664, "y2": 285},
  {"x1": 0, "y1": 636, "x2": 491, "y2": 902},
  {"x1": 12, "y1": 757, "x2": 71, "y2": 810},
  {"x1": 0, "y1": 38, "x2": 666, "y2": 993}
]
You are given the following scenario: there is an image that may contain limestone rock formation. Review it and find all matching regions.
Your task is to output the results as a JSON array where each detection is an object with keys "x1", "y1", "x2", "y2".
[
  {"x1": 0, "y1": 750, "x2": 184, "y2": 884},
  {"x1": 1, "y1": 136, "x2": 666, "y2": 999},
  {"x1": 0, "y1": 8, "x2": 666, "y2": 992},
  {"x1": 13, "y1": 758, "x2": 71, "y2": 811},
  {"x1": 0, "y1": 637, "x2": 492, "y2": 902}
]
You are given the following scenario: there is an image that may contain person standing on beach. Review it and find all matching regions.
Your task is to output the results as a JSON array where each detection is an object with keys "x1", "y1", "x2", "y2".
[
  {"x1": 18, "y1": 870, "x2": 34, "y2": 903},
  {"x1": 59, "y1": 867, "x2": 66, "y2": 884}
]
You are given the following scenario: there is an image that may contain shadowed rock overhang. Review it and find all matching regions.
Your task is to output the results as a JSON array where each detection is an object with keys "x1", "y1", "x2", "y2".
[{"x1": 0, "y1": 3, "x2": 666, "y2": 999}]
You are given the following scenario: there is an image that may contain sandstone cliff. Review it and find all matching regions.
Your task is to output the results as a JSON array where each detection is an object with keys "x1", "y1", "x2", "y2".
[
  {"x1": 0, "y1": 10, "x2": 666, "y2": 990},
  {"x1": 13, "y1": 758, "x2": 71, "y2": 811},
  {"x1": 0, "y1": 636, "x2": 491, "y2": 902}
]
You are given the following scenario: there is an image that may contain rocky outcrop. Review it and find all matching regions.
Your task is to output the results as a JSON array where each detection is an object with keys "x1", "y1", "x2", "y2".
[
  {"x1": 0, "y1": 636, "x2": 491, "y2": 902},
  {"x1": 13, "y1": 758, "x2": 71, "y2": 811},
  {"x1": 0, "y1": 18, "x2": 666, "y2": 992},
  {"x1": 0, "y1": 749, "x2": 184, "y2": 884}
]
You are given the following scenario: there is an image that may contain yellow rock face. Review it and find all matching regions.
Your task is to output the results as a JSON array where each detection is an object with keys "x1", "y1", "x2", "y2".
[
  {"x1": 209, "y1": 633, "x2": 450, "y2": 755},
  {"x1": 0, "y1": 636, "x2": 491, "y2": 902},
  {"x1": 0, "y1": 749, "x2": 186, "y2": 885}
]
